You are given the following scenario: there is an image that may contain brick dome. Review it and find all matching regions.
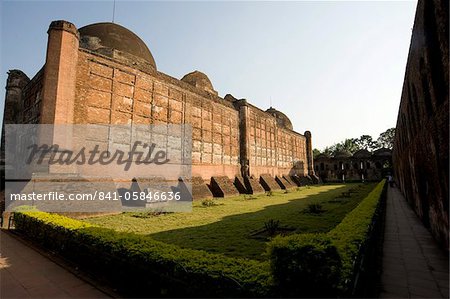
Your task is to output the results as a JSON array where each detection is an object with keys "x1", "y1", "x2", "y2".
[
  {"x1": 181, "y1": 71, "x2": 217, "y2": 95},
  {"x1": 79, "y1": 22, "x2": 156, "y2": 70},
  {"x1": 266, "y1": 107, "x2": 293, "y2": 130}
]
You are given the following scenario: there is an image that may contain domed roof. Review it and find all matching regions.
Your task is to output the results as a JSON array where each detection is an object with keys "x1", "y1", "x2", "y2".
[
  {"x1": 315, "y1": 153, "x2": 331, "y2": 160},
  {"x1": 266, "y1": 107, "x2": 293, "y2": 130},
  {"x1": 373, "y1": 148, "x2": 392, "y2": 157},
  {"x1": 79, "y1": 22, "x2": 156, "y2": 69},
  {"x1": 334, "y1": 150, "x2": 352, "y2": 159},
  {"x1": 181, "y1": 71, "x2": 217, "y2": 95},
  {"x1": 353, "y1": 149, "x2": 371, "y2": 158}
]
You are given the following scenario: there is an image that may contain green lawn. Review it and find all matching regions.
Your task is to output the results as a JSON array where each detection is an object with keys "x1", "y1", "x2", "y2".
[{"x1": 85, "y1": 183, "x2": 377, "y2": 260}]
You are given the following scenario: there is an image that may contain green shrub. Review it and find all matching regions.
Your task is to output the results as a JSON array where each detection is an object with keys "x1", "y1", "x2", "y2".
[
  {"x1": 130, "y1": 209, "x2": 167, "y2": 218},
  {"x1": 264, "y1": 219, "x2": 280, "y2": 236},
  {"x1": 328, "y1": 179, "x2": 387, "y2": 290},
  {"x1": 201, "y1": 199, "x2": 219, "y2": 207},
  {"x1": 14, "y1": 211, "x2": 272, "y2": 297},
  {"x1": 305, "y1": 203, "x2": 325, "y2": 214},
  {"x1": 267, "y1": 233, "x2": 341, "y2": 297}
]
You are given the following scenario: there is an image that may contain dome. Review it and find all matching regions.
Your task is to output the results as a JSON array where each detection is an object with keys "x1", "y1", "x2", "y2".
[
  {"x1": 181, "y1": 71, "x2": 217, "y2": 95},
  {"x1": 79, "y1": 22, "x2": 156, "y2": 70},
  {"x1": 353, "y1": 149, "x2": 371, "y2": 159},
  {"x1": 266, "y1": 107, "x2": 293, "y2": 130},
  {"x1": 373, "y1": 148, "x2": 392, "y2": 157},
  {"x1": 334, "y1": 150, "x2": 352, "y2": 159},
  {"x1": 315, "y1": 153, "x2": 331, "y2": 160}
]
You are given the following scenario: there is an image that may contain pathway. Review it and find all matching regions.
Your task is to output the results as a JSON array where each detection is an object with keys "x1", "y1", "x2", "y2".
[
  {"x1": 0, "y1": 230, "x2": 111, "y2": 298},
  {"x1": 380, "y1": 186, "x2": 449, "y2": 298}
]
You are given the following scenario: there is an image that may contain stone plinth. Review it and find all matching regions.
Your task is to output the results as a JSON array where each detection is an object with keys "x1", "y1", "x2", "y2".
[
  {"x1": 210, "y1": 176, "x2": 239, "y2": 197},
  {"x1": 283, "y1": 175, "x2": 297, "y2": 187},
  {"x1": 176, "y1": 176, "x2": 212, "y2": 201},
  {"x1": 275, "y1": 176, "x2": 287, "y2": 189},
  {"x1": 234, "y1": 175, "x2": 247, "y2": 194},
  {"x1": 245, "y1": 176, "x2": 265, "y2": 194},
  {"x1": 259, "y1": 174, "x2": 281, "y2": 191}
]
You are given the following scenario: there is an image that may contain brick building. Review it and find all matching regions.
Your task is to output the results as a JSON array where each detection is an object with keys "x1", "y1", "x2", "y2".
[
  {"x1": 2, "y1": 20, "x2": 317, "y2": 199},
  {"x1": 314, "y1": 148, "x2": 392, "y2": 183},
  {"x1": 392, "y1": 0, "x2": 449, "y2": 249}
]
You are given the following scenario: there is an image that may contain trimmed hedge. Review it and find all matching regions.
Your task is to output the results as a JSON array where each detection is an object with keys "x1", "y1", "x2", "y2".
[
  {"x1": 328, "y1": 179, "x2": 387, "y2": 290},
  {"x1": 14, "y1": 211, "x2": 272, "y2": 297},
  {"x1": 13, "y1": 180, "x2": 386, "y2": 297},
  {"x1": 268, "y1": 180, "x2": 387, "y2": 296},
  {"x1": 267, "y1": 233, "x2": 341, "y2": 297}
]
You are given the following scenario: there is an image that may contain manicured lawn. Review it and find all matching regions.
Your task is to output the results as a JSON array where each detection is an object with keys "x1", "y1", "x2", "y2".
[{"x1": 85, "y1": 183, "x2": 377, "y2": 260}]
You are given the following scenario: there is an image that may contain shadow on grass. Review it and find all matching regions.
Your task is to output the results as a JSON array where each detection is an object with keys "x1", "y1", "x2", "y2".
[{"x1": 146, "y1": 183, "x2": 377, "y2": 260}]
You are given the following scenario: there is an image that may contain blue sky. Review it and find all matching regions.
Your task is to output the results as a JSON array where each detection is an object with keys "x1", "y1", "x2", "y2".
[{"x1": 0, "y1": 1, "x2": 417, "y2": 150}]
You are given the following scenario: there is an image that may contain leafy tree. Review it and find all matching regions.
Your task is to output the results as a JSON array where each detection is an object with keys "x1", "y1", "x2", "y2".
[
  {"x1": 318, "y1": 127, "x2": 394, "y2": 155},
  {"x1": 321, "y1": 146, "x2": 333, "y2": 156},
  {"x1": 376, "y1": 128, "x2": 395, "y2": 149},
  {"x1": 354, "y1": 135, "x2": 377, "y2": 151},
  {"x1": 334, "y1": 138, "x2": 359, "y2": 154},
  {"x1": 313, "y1": 148, "x2": 321, "y2": 159}
]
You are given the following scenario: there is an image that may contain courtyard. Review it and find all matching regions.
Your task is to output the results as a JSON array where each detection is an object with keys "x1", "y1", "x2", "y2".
[{"x1": 85, "y1": 183, "x2": 377, "y2": 260}]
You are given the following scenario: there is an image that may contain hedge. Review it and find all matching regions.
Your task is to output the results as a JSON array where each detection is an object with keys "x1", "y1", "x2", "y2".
[
  {"x1": 268, "y1": 179, "x2": 387, "y2": 296},
  {"x1": 267, "y1": 233, "x2": 341, "y2": 297},
  {"x1": 14, "y1": 211, "x2": 272, "y2": 297},
  {"x1": 328, "y1": 179, "x2": 387, "y2": 290},
  {"x1": 13, "y1": 180, "x2": 386, "y2": 297}
]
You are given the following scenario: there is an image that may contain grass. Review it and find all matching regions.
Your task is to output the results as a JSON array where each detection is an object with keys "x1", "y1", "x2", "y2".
[{"x1": 84, "y1": 183, "x2": 377, "y2": 260}]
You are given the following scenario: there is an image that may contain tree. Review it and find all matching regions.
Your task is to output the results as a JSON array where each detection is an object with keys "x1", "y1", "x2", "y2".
[
  {"x1": 313, "y1": 148, "x2": 321, "y2": 159},
  {"x1": 334, "y1": 138, "x2": 359, "y2": 154},
  {"x1": 322, "y1": 146, "x2": 334, "y2": 156},
  {"x1": 376, "y1": 128, "x2": 396, "y2": 149},
  {"x1": 318, "y1": 128, "x2": 395, "y2": 155},
  {"x1": 355, "y1": 135, "x2": 377, "y2": 151}
]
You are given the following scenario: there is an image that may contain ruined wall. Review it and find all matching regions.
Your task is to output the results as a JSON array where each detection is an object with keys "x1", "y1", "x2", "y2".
[
  {"x1": 392, "y1": 0, "x2": 449, "y2": 249},
  {"x1": 247, "y1": 106, "x2": 307, "y2": 177},
  {"x1": 74, "y1": 50, "x2": 240, "y2": 179},
  {"x1": 315, "y1": 154, "x2": 390, "y2": 182},
  {"x1": 22, "y1": 69, "x2": 44, "y2": 124}
]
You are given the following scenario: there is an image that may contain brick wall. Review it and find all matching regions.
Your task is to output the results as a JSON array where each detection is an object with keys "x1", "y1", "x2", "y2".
[
  {"x1": 392, "y1": 0, "x2": 449, "y2": 249},
  {"x1": 22, "y1": 69, "x2": 44, "y2": 124},
  {"x1": 247, "y1": 106, "x2": 307, "y2": 177},
  {"x1": 74, "y1": 50, "x2": 241, "y2": 179}
]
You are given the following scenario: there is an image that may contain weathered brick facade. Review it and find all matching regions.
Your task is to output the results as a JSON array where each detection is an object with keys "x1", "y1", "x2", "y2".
[
  {"x1": 2, "y1": 20, "x2": 316, "y2": 198},
  {"x1": 315, "y1": 149, "x2": 392, "y2": 183},
  {"x1": 392, "y1": 0, "x2": 449, "y2": 249}
]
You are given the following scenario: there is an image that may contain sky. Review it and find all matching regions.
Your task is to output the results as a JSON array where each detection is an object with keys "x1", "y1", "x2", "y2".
[{"x1": 0, "y1": 0, "x2": 417, "y2": 150}]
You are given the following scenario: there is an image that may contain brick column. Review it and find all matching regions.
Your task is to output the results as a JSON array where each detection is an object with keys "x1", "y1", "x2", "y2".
[
  {"x1": 304, "y1": 130, "x2": 314, "y2": 176},
  {"x1": 39, "y1": 20, "x2": 79, "y2": 173},
  {"x1": 40, "y1": 20, "x2": 79, "y2": 125},
  {"x1": 236, "y1": 99, "x2": 250, "y2": 176},
  {"x1": 3, "y1": 70, "x2": 29, "y2": 124},
  {"x1": 1, "y1": 70, "x2": 30, "y2": 195}
]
